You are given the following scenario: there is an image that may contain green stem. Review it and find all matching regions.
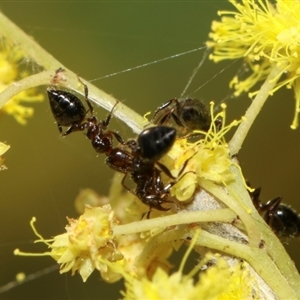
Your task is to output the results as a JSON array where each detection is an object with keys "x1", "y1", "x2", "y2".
[
  {"x1": 200, "y1": 179, "x2": 261, "y2": 247},
  {"x1": 113, "y1": 208, "x2": 236, "y2": 236},
  {"x1": 229, "y1": 64, "x2": 283, "y2": 155},
  {"x1": 0, "y1": 11, "x2": 144, "y2": 134},
  {"x1": 229, "y1": 164, "x2": 300, "y2": 298},
  {"x1": 192, "y1": 229, "x2": 299, "y2": 300},
  {"x1": 0, "y1": 12, "x2": 63, "y2": 70}
]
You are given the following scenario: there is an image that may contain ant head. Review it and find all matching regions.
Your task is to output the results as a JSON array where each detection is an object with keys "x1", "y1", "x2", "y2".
[{"x1": 178, "y1": 98, "x2": 211, "y2": 131}]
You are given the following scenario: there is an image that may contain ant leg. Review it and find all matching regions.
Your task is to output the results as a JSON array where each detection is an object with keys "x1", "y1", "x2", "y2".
[
  {"x1": 121, "y1": 173, "x2": 135, "y2": 195},
  {"x1": 111, "y1": 130, "x2": 126, "y2": 145},
  {"x1": 250, "y1": 187, "x2": 262, "y2": 209},
  {"x1": 156, "y1": 161, "x2": 176, "y2": 179},
  {"x1": 57, "y1": 124, "x2": 63, "y2": 135},
  {"x1": 121, "y1": 173, "x2": 154, "y2": 219},
  {"x1": 152, "y1": 98, "x2": 178, "y2": 124},
  {"x1": 160, "y1": 153, "x2": 197, "y2": 194},
  {"x1": 142, "y1": 209, "x2": 152, "y2": 219},
  {"x1": 102, "y1": 101, "x2": 119, "y2": 129},
  {"x1": 77, "y1": 77, "x2": 94, "y2": 115},
  {"x1": 177, "y1": 152, "x2": 196, "y2": 177},
  {"x1": 171, "y1": 113, "x2": 184, "y2": 127}
]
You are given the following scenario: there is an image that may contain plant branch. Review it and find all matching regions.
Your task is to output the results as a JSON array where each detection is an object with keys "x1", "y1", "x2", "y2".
[
  {"x1": 0, "y1": 11, "x2": 144, "y2": 134},
  {"x1": 229, "y1": 64, "x2": 283, "y2": 155}
]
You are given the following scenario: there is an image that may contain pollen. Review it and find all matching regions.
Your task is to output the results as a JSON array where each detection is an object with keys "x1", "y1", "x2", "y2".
[{"x1": 207, "y1": 0, "x2": 300, "y2": 129}]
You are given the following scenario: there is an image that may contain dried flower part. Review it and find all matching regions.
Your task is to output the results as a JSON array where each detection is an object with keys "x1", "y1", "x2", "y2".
[
  {"x1": 207, "y1": 0, "x2": 300, "y2": 129},
  {"x1": 0, "y1": 41, "x2": 43, "y2": 124},
  {"x1": 169, "y1": 103, "x2": 241, "y2": 201}
]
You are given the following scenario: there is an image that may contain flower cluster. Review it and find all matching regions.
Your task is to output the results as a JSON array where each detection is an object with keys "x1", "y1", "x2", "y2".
[
  {"x1": 51, "y1": 205, "x2": 124, "y2": 282},
  {"x1": 14, "y1": 205, "x2": 124, "y2": 282},
  {"x1": 207, "y1": 0, "x2": 300, "y2": 129},
  {"x1": 0, "y1": 41, "x2": 43, "y2": 124},
  {"x1": 123, "y1": 255, "x2": 256, "y2": 300},
  {"x1": 168, "y1": 102, "x2": 242, "y2": 201}
]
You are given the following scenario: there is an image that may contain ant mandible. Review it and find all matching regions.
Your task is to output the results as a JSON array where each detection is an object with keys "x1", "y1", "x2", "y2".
[{"x1": 250, "y1": 187, "x2": 300, "y2": 238}]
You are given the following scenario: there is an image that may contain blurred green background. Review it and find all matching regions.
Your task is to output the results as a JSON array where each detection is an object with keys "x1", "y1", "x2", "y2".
[{"x1": 0, "y1": 1, "x2": 299, "y2": 299}]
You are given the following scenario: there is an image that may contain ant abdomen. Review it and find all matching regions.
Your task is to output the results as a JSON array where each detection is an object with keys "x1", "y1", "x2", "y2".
[
  {"x1": 47, "y1": 89, "x2": 87, "y2": 134},
  {"x1": 137, "y1": 126, "x2": 176, "y2": 162}
]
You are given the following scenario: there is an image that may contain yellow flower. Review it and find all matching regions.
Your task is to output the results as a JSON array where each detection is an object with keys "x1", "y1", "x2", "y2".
[
  {"x1": 51, "y1": 205, "x2": 123, "y2": 282},
  {"x1": 207, "y1": 0, "x2": 300, "y2": 129},
  {"x1": 15, "y1": 205, "x2": 124, "y2": 282},
  {"x1": 0, "y1": 42, "x2": 43, "y2": 124},
  {"x1": 123, "y1": 256, "x2": 256, "y2": 300},
  {"x1": 169, "y1": 103, "x2": 241, "y2": 201}
]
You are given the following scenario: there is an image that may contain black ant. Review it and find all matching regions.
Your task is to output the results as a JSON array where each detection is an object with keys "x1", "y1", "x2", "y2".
[
  {"x1": 250, "y1": 187, "x2": 300, "y2": 238},
  {"x1": 47, "y1": 72, "x2": 189, "y2": 217},
  {"x1": 106, "y1": 126, "x2": 192, "y2": 218},
  {"x1": 47, "y1": 75, "x2": 125, "y2": 154},
  {"x1": 151, "y1": 98, "x2": 212, "y2": 131}
]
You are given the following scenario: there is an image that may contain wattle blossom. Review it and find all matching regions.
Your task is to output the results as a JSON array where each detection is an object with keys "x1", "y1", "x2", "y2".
[{"x1": 207, "y1": 0, "x2": 300, "y2": 129}]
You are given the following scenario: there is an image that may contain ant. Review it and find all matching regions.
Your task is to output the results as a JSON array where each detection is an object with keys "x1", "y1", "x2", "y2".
[
  {"x1": 250, "y1": 187, "x2": 300, "y2": 238},
  {"x1": 47, "y1": 72, "x2": 189, "y2": 217},
  {"x1": 151, "y1": 98, "x2": 212, "y2": 131},
  {"x1": 47, "y1": 74, "x2": 124, "y2": 154},
  {"x1": 106, "y1": 125, "x2": 193, "y2": 218}
]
